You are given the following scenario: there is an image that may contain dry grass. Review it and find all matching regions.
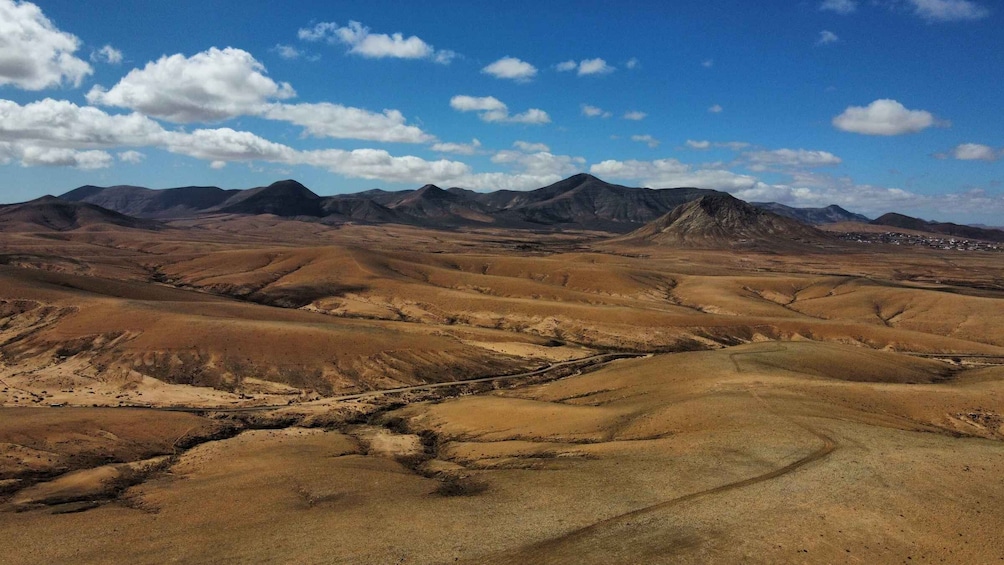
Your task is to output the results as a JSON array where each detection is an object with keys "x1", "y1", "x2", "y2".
[{"x1": 0, "y1": 217, "x2": 1002, "y2": 563}]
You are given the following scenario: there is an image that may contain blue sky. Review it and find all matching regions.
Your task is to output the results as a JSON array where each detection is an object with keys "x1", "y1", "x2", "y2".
[{"x1": 0, "y1": 0, "x2": 1001, "y2": 222}]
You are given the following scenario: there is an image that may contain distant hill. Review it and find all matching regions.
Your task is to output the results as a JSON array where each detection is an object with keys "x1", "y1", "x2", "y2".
[
  {"x1": 752, "y1": 202, "x2": 869, "y2": 225},
  {"x1": 617, "y1": 194, "x2": 827, "y2": 248},
  {"x1": 0, "y1": 196, "x2": 162, "y2": 232},
  {"x1": 871, "y1": 213, "x2": 1004, "y2": 243},
  {"x1": 61, "y1": 184, "x2": 239, "y2": 218},
  {"x1": 383, "y1": 184, "x2": 495, "y2": 224},
  {"x1": 215, "y1": 180, "x2": 324, "y2": 217}
]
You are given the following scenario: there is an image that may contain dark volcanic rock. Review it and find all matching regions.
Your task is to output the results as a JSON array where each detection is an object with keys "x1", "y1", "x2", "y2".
[{"x1": 619, "y1": 193, "x2": 827, "y2": 248}]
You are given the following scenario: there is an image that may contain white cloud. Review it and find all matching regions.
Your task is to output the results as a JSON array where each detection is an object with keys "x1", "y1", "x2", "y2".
[
  {"x1": 512, "y1": 140, "x2": 550, "y2": 153},
  {"x1": 817, "y1": 30, "x2": 840, "y2": 45},
  {"x1": 298, "y1": 20, "x2": 455, "y2": 63},
  {"x1": 163, "y1": 127, "x2": 297, "y2": 163},
  {"x1": 210, "y1": 160, "x2": 227, "y2": 169},
  {"x1": 484, "y1": 149, "x2": 585, "y2": 188},
  {"x1": 449, "y1": 95, "x2": 507, "y2": 113},
  {"x1": 631, "y1": 134, "x2": 660, "y2": 148},
  {"x1": 91, "y1": 45, "x2": 123, "y2": 65},
  {"x1": 18, "y1": 146, "x2": 112, "y2": 169},
  {"x1": 744, "y1": 148, "x2": 842, "y2": 168},
  {"x1": 623, "y1": 110, "x2": 647, "y2": 121},
  {"x1": 298, "y1": 148, "x2": 471, "y2": 184},
  {"x1": 0, "y1": 0, "x2": 92, "y2": 90},
  {"x1": 581, "y1": 104, "x2": 611, "y2": 118},
  {"x1": 820, "y1": 0, "x2": 857, "y2": 14},
  {"x1": 449, "y1": 95, "x2": 549, "y2": 125},
  {"x1": 625, "y1": 57, "x2": 639, "y2": 69},
  {"x1": 507, "y1": 109, "x2": 551, "y2": 125},
  {"x1": 271, "y1": 44, "x2": 302, "y2": 60},
  {"x1": 482, "y1": 56, "x2": 537, "y2": 81},
  {"x1": 946, "y1": 143, "x2": 999, "y2": 161},
  {"x1": 260, "y1": 102, "x2": 433, "y2": 143},
  {"x1": 556, "y1": 58, "x2": 615, "y2": 76},
  {"x1": 117, "y1": 150, "x2": 144, "y2": 163},
  {"x1": 591, "y1": 158, "x2": 760, "y2": 191},
  {"x1": 907, "y1": 0, "x2": 989, "y2": 22},
  {"x1": 578, "y1": 58, "x2": 615, "y2": 76},
  {"x1": 702, "y1": 58, "x2": 714, "y2": 68},
  {"x1": 87, "y1": 47, "x2": 295, "y2": 123},
  {"x1": 708, "y1": 104, "x2": 723, "y2": 113},
  {"x1": 432, "y1": 139, "x2": 481, "y2": 155},
  {"x1": 832, "y1": 99, "x2": 939, "y2": 135},
  {"x1": 0, "y1": 98, "x2": 167, "y2": 147},
  {"x1": 686, "y1": 140, "x2": 711, "y2": 149}
]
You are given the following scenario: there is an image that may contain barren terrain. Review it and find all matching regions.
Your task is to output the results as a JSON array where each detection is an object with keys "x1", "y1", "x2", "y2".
[{"x1": 1, "y1": 211, "x2": 1002, "y2": 563}]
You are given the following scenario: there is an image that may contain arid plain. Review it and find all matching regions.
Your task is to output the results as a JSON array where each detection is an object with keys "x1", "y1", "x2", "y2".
[{"x1": 1, "y1": 189, "x2": 1003, "y2": 564}]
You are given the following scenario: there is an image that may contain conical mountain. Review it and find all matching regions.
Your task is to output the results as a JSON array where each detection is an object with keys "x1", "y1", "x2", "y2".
[
  {"x1": 618, "y1": 193, "x2": 826, "y2": 248},
  {"x1": 215, "y1": 179, "x2": 324, "y2": 216}
]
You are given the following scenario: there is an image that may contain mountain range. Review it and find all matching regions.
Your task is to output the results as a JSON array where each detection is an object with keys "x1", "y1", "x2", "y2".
[
  {"x1": 58, "y1": 175, "x2": 721, "y2": 232},
  {"x1": 0, "y1": 173, "x2": 990, "y2": 244}
]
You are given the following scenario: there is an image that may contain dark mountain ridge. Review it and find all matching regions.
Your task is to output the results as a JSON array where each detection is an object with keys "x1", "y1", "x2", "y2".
[
  {"x1": 0, "y1": 196, "x2": 163, "y2": 232},
  {"x1": 871, "y1": 213, "x2": 1004, "y2": 243},
  {"x1": 752, "y1": 202, "x2": 870, "y2": 225}
]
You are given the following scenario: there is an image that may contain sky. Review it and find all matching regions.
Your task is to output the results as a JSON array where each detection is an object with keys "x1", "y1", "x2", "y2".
[{"x1": 0, "y1": 0, "x2": 1002, "y2": 223}]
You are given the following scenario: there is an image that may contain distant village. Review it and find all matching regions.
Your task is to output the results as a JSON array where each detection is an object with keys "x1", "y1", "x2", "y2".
[{"x1": 838, "y1": 231, "x2": 1004, "y2": 252}]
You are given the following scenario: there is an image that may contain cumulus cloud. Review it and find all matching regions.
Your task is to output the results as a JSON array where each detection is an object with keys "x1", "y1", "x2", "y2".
[
  {"x1": 449, "y1": 95, "x2": 550, "y2": 125},
  {"x1": 260, "y1": 102, "x2": 433, "y2": 143},
  {"x1": 473, "y1": 149, "x2": 584, "y2": 189},
  {"x1": 556, "y1": 58, "x2": 615, "y2": 76},
  {"x1": 18, "y1": 146, "x2": 112, "y2": 169},
  {"x1": 631, "y1": 134, "x2": 660, "y2": 148},
  {"x1": 820, "y1": 0, "x2": 857, "y2": 14},
  {"x1": 591, "y1": 158, "x2": 759, "y2": 191},
  {"x1": 0, "y1": 0, "x2": 92, "y2": 90},
  {"x1": 117, "y1": 150, "x2": 144, "y2": 163},
  {"x1": 0, "y1": 98, "x2": 167, "y2": 147},
  {"x1": 431, "y1": 138, "x2": 481, "y2": 155},
  {"x1": 623, "y1": 110, "x2": 647, "y2": 121},
  {"x1": 91, "y1": 45, "x2": 123, "y2": 65},
  {"x1": 907, "y1": 0, "x2": 989, "y2": 22},
  {"x1": 743, "y1": 148, "x2": 842, "y2": 168},
  {"x1": 817, "y1": 30, "x2": 840, "y2": 45},
  {"x1": 625, "y1": 57, "x2": 639, "y2": 69},
  {"x1": 687, "y1": 140, "x2": 751, "y2": 151},
  {"x1": 271, "y1": 44, "x2": 303, "y2": 60},
  {"x1": 86, "y1": 47, "x2": 295, "y2": 122},
  {"x1": 482, "y1": 56, "x2": 537, "y2": 81},
  {"x1": 209, "y1": 160, "x2": 227, "y2": 169},
  {"x1": 943, "y1": 143, "x2": 999, "y2": 161},
  {"x1": 577, "y1": 58, "x2": 615, "y2": 76},
  {"x1": 512, "y1": 140, "x2": 550, "y2": 153},
  {"x1": 581, "y1": 104, "x2": 611, "y2": 118},
  {"x1": 708, "y1": 104, "x2": 723, "y2": 113},
  {"x1": 298, "y1": 20, "x2": 456, "y2": 63},
  {"x1": 832, "y1": 99, "x2": 939, "y2": 135}
]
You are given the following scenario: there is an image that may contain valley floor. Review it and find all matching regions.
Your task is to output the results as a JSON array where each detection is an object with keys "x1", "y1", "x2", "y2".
[{"x1": 0, "y1": 221, "x2": 1002, "y2": 563}]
